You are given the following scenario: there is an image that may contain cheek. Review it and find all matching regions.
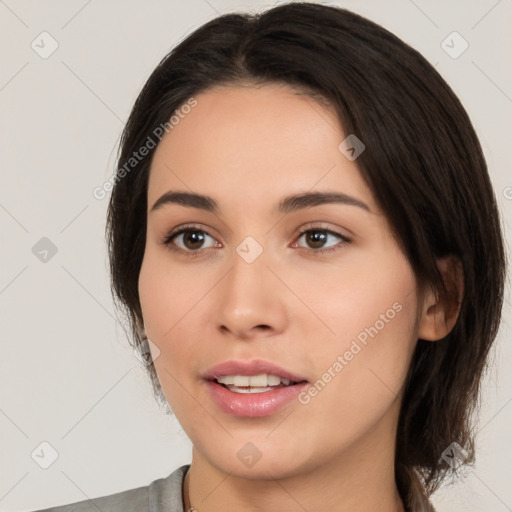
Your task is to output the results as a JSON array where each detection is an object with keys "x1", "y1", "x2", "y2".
[
  {"x1": 285, "y1": 247, "x2": 417, "y2": 344},
  {"x1": 326, "y1": 267, "x2": 417, "y2": 364},
  {"x1": 138, "y1": 251, "x2": 217, "y2": 391},
  {"x1": 289, "y1": 249, "x2": 418, "y2": 406},
  {"x1": 138, "y1": 254, "x2": 189, "y2": 410},
  {"x1": 138, "y1": 250, "x2": 208, "y2": 335}
]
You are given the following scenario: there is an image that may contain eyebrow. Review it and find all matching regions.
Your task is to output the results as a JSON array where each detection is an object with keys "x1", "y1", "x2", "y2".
[{"x1": 150, "y1": 190, "x2": 371, "y2": 214}]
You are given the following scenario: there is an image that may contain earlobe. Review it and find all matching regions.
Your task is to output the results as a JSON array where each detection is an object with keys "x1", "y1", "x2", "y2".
[{"x1": 417, "y1": 255, "x2": 464, "y2": 342}]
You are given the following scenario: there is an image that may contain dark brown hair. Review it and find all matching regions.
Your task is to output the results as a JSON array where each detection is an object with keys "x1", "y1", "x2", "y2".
[{"x1": 106, "y1": 1, "x2": 506, "y2": 505}]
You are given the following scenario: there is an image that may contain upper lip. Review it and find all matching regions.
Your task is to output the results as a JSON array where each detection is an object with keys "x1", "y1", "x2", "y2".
[{"x1": 203, "y1": 359, "x2": 309, "y2": 383}]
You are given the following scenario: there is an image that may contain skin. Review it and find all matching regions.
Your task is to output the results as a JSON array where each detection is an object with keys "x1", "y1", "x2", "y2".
[{"x1": 138, "y1": 83, "x2": 461, "y2": 512}]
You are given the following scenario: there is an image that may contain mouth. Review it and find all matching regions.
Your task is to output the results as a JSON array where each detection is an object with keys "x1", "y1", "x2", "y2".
[
  {"x1": 209, "y1": 374, "x2": 308, "y2": 394},
  {"x1": 202, "y1": 360, "x2": 310, "y2": 416},
  {"x1": 203, "y1": 359, "x2": 310, "y2": 391}
]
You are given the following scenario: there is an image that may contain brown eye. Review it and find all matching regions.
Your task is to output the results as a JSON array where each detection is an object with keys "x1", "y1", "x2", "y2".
[
  {"x1": 182, "y1": 230, "x2": 207, "y2": 250},
  {"x1": 164, "y1": 228, "x2": 217, "y2": 252},
  {"x1": 304, "y1": 230, "x2": 329, "y2": 249},
  {"x1": 296, "y1": 229, "x2": 348, "y2": 251}
]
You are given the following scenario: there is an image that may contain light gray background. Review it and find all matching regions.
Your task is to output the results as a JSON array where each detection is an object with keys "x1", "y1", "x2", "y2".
[{"x1": 1, "y1": 1, "x2": 511, "y2": 511}]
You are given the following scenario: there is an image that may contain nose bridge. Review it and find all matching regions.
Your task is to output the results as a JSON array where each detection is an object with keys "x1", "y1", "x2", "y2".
[
  {"x1": 214, "y1": 234, "x2": 287, "y2": 336},
  {"x1": 225, "y1": 237, "x2": 272, "y2": 309}
]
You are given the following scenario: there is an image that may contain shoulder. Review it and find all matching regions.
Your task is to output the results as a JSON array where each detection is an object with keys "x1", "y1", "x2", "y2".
[
  {"x1": 32, "y1": 464, "x2": 190, "y2": 512},
  {"x1": 33, "y1": 485, "x2": 148, "y2": 512}
]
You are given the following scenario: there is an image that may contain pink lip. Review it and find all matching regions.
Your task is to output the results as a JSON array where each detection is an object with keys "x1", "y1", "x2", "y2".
[
  {"x1": 203, "y1": 359, "x2": 308, "y2": 382},
  {"x1": 202, "y1": 359, "x2": 309, "y2": 418},
  {"x1": 205, "y1": 380, "x2": 309, "y2": 417}
]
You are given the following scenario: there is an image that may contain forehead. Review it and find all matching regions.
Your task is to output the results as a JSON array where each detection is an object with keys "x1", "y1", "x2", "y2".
[{"x1": 147, "y1": 84, "x2": 375, "y2": 214}]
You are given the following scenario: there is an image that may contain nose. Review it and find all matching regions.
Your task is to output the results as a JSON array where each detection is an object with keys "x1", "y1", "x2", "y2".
[{"x1": 214, "y1": 245, "x2": 288, "y2": 340}]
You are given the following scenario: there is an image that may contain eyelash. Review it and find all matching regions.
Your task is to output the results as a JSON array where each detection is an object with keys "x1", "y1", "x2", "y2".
[{"x1": 161, "y1": 223, "x2": 351, "y2": 257}]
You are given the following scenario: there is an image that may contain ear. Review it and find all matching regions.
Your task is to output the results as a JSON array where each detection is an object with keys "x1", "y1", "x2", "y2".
[{"x1": 417, "y1": 255, "x2": 464, "y2": 342}]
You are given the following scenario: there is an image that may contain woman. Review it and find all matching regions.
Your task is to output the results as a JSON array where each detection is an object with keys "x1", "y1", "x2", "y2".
[{"x1": 36, "y1": 2, "x2": 506, "y2": 511}]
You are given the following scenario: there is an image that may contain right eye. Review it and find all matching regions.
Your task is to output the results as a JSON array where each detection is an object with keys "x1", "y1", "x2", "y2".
[{"x1": 162, "y1": 225, "x2": 220, "y2": 254}]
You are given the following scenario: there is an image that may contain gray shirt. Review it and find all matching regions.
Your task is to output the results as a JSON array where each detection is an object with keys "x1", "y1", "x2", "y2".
[
  {"x1": 34, "y1": 464, "x2": 437, "y2": 512},
  {"x1": 35, "y1": 465, "x2": 190, "y2": 512}
]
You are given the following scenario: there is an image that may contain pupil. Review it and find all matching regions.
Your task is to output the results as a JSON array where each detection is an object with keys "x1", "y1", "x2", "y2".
[
  {"x1": 184, "y1": 231, "x2": 204, "y2": 249},
  {"x1": 307, "y1": 231, "x2": 326, "y2": 249}
]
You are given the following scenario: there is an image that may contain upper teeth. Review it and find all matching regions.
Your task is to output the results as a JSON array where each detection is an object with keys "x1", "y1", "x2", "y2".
[{"x1": 216, "y1": 374, "x2": 292, "y2": 387}]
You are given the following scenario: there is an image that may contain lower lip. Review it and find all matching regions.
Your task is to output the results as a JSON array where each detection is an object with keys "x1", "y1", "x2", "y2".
[{"x1": 205, "y1": 380, "x2": 309, "y2": 417}]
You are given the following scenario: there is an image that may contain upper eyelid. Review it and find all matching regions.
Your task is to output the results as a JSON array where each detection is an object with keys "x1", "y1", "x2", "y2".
[
  {"x1": 167, "y1": 222, "x2": 347, "y2": 237},
  {"x1": 166, "y1": 224, "x2": 218, "y2": 241}
]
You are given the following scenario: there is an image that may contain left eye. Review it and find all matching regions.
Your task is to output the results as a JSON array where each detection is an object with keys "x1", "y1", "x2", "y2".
[{"x1": 294, "y1": 229, "x2": 347, "y2": 251}]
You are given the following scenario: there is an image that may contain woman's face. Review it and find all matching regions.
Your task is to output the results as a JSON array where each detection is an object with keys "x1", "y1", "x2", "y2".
[{"x1": 138, "y1": 83, "x2": 423, "y2": 478}]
